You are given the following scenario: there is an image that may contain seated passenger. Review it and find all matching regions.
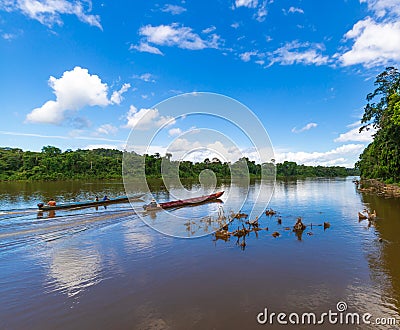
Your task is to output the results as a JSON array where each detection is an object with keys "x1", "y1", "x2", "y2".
[
  {"x1": 148, "y1": 199, "x2": 159, "y2": 209},
  {"x1": 47, "y1": 198, "x2": 56, "y2": 206}
]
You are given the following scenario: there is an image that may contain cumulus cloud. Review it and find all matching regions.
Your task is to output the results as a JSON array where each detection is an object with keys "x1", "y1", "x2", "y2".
[
  {"x1": 291, "y1": 122, "x2": 318, "y2": 133},
  {"x1": 275, "y1": 144, "x2": 365, "y2": 167},
  {"x1": 110, "y1": 83, "x2": 130, "y2": 105},
  {"x1": 168, "y1": 127, "x2": 182, "y2": 136},
  {"x1": 334, "y1": 121, "x2": 376, "y2": 142},
  {"x1": 132, "y1": 23, "x2": 221, "y2": 54},
  {"x1": 160, "y1": 4, "x2": 186, "y2": 15},
  {"x1": 335, "y1": 0, "x2": 400, "y2": 68},
  {"x1": 168, "y1": 138, "x2": 202, "y2": 153},
  {"x1": 25, "y1": 67, "x2": 130, "y2": 125},
  {"x1": 96, "y1": 124, "x2": 118, "y2": 135},
  {"x1": 124, "y1": 105, "x2": 175, "y2": 130},
  {"x1": 26, "y1": 67, "x2": 110, "y2": 124},
  {"x1": 1, "y1": 0, "x2": 102, "y2": 29},
  {"x1": 337, "y1": 17, "x2": 400, "y2": 68},
  {"x1": 165, "y1": 138, "x2": 245, "y2": 163},
  {"x1": 269, "y1": 41, "x2": 329, "y2": 66},
  {"x1": 360, "y1": 0, "x2": 400, "y2": 18}
]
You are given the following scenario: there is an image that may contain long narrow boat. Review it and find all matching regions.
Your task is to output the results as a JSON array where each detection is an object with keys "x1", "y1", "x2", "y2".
[
  {"x1": 144, "y1": 191, "x2": 224, "y2": 211},
  {"x1": 37, "y1": 195, "x2": 137, "y2": 211}
]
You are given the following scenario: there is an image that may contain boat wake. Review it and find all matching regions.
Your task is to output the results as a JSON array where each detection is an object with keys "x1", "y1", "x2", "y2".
[{"x1": 0, "y1": 204, "x2": 139, "y2": 253}]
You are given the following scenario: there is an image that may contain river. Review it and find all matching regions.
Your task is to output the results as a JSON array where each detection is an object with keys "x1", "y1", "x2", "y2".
[{"x1": 0, "y1": 178, "x2": 399, "y2": 329}]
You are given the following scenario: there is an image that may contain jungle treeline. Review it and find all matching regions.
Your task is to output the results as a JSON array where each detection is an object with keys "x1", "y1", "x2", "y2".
[
  {"x1": 356, "y1": 67, "x2": 400, "y2": 184},
  {"x1": 0, "y1": 145, "x2": 357, "y2": 181}
]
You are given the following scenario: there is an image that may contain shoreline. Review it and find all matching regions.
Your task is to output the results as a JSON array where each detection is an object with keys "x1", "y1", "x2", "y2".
[
  {"x1": 0, "y1": 175, "x2": 354, "y2": 183},
  {"x1": 358, "y1": 178, "x2": 400, "y2": 198}
]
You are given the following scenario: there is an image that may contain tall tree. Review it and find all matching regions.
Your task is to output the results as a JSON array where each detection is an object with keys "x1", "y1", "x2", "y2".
[{"x1": 357, "y1": 67, "x2": 400, "y2": 183}]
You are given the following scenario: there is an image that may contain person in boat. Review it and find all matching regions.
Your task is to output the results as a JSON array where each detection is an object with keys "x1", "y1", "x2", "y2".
[
  {"x1": 95, "y1": 196, "x2": 99, "y2": 202},
  {"x1": 102, "y1": 195, "x2": 109, "y2": 201},
  {"x1": 47, "y1": 198, "x2": 56, "y2": 207},
  {"x1": 147, "y1": 199, "x2": 160, "y2": 210}
]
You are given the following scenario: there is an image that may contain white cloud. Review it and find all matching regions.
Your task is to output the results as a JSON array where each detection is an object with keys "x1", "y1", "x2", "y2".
[
  {"x1": 168, "y1": 127, "x2": 182, "y2": 136},
  {"x1": 164, "y1": 137, "x2": 265, "y2": 164},
  {"x1": 334, "y1": 121, "x2": 376, "y2": 142},
  {"x1": 1, "y1": 0, "x2": 102, "y2": 29},
  {"x1": 0, "y1": 129, "x2": 125, "y2": 143},
  {"x1": 288, "y1": 7, "x2": 304, "y2": 14},
  {"x1": 231, "y1": 22, "x2": 240, "y2": 29},
  {"x1": 160, "y1": 4, "x2": 186, "y2": 15},
  {"x1": 2, "y1": 32, "x2": 17, "y2": 40},
  {"x1": 26, "y1": 66, "x2": 110, "y2": 124},
  {"x1": 269, "y1": 41, "x2": 329, "y2": 66},
  {"x1": 202, "y1": 25, "x2": 216, "y2": 34},
  {"x1": 85, "y1": 144, "x2": 122, "y2": 150},
  {"x1": 168, "y1": 138, "x2": 202, "y2": 153},
  {"x1": 110, "y1": 83, "x2": 130, "y2": 105},
  {"x1": 360, "y1": 0, "x2": 400, "y2": 18},
  {"x1": 135, "y1": 23, "x2": 221, "y2": 52},
  {"x1": 255, "y1": 1, "x2": 267, "y2": 21},
  {"x1": 235, "y1": 0, "x2": 258, "y2": 9},
  {"x1": 337, "y1": 17, "x2": 400, "y2": 68},
  {"x1": 291, "y1": 122, "x2": 318, "y2": 133},
  {"x1": 130, "y1": 42, "x2": 164, "y2": 55},
  {"x1": 132, "y1": 73, "x2": 156, "y2": 82},
  {"x1": 124, "y1": 105, "x2": 176, "y2": 130},
  {"x1": 96, "y1": 124, "x2": 118, "y2": 136},
  {"x1": 239, "y1": 51, "x2": 259, "y2": 62},
  {"x1": 275, "y1": 144, "x2": 365, "y2": 167}
]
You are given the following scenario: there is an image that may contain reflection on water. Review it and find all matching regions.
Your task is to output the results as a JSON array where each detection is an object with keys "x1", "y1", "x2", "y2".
[
  {"x1": 0, "y1": 180, "x2": 127, "y2": 211},
  {"x1": 0, "y1": 178, "x2": 399, "y2": 329},
  {"x1": 47, "y1": 246, "x2": 102, "y2": 297},
  {"x1": 360, "y1": 192, "x2": 400, "y2": 318}
]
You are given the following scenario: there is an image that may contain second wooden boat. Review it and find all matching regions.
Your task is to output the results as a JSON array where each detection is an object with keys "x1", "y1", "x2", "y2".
[{"x1": 144, "y1": 191, "x2": 224, "y2": 211}]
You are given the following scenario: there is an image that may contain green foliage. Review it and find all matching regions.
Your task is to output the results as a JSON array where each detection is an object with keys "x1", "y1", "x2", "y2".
[
  {"x1": 0, "y1": 147, "x2": 357, "y2": 181},
  {"x1": 0, "y1": 147, "x2": 123, "y2": 181},
  {"x1": 357, "y1": 67, "x2": 400, "y2": 183}
]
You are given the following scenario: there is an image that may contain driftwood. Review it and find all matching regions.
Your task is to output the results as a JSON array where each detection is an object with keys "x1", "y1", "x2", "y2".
[{"x1": 293, "y1": 217, "x2": 306, "y2": 232}]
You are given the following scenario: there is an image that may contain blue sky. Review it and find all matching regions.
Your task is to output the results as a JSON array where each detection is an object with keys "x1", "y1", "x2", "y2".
[{"x1": 1, "y1": 0, "x2": 399, "y2": 167}]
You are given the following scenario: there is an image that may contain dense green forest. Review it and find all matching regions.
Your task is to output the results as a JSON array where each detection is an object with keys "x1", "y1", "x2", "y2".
[
  {"x1": 356, "y1": 67, "x2": 400, "y2": 183},
  {"x1": 0, "y1": 145, "x2": 357, "y2": 181}
]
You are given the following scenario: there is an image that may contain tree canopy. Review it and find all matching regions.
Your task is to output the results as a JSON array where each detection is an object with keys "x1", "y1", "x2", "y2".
[
  {"x1": 357, "y1": 67, "x2": 400, "y2": 183},
  {"x1": 0, "y1": 146, "x2": 357, "y2": 181}
]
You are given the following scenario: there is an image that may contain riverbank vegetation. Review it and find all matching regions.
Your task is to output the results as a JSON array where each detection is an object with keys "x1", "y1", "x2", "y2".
[
  {"x1": 0, "y1": 146, "x2": 357, "y2": 181},
  {"x1": 357, "y1": 67, "x2": 400, "y2": 184}
]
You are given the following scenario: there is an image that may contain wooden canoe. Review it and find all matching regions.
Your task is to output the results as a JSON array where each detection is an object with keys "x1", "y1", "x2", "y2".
[
  {"x1": 145, "y1": 191, "x2": 224, "y2": 211},
  {"x1": 38, "y1": 195, "x2": 137, "y2": 211}
]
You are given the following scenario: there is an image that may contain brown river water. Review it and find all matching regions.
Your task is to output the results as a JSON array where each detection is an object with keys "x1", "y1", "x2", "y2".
[{"x1": 0, "y1": 178, "x2": 399, "y2": 329}]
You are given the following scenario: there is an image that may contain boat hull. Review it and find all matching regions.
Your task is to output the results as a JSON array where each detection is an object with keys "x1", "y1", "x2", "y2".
[
  {"x1": 145, "y1": 191, "x2": 224, "y2": 210},
  {"x1": 38, "y1": 196, "x2": 132, "y2": 211}
]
